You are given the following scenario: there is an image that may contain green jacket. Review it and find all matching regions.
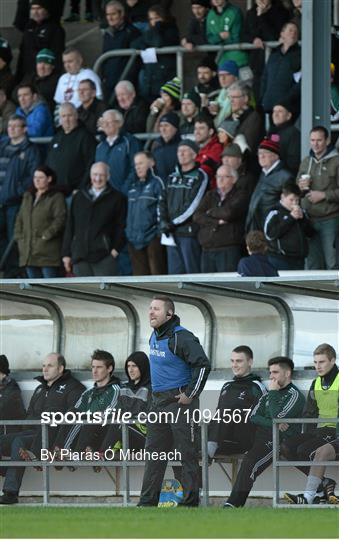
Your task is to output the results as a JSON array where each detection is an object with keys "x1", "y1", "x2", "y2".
[
  {"x1": 206, "y1": 2, "x2": 248, "y2": 67},
  {"x1": 74, "y1": 377, "x2": 120, "y2": 414},
  {"x1": 250, "y1": 382, "x2": 305, "y2": 439},
  {"x1": 14, "y1": 189, "x2": 66, "y2": 267}
]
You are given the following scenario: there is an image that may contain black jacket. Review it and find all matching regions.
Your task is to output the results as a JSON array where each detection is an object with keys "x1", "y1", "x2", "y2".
[
  {"x1": 268, "y1": 121, "x2": 301, "y2": 175},
  {"x1": 62, "y1": 185, "x2": 127, "y2": 264},
  {"x1": 27, "y1": 370, "x2": 84, "y2": 428},
  {"x1": 0, "y1": 376, "x2": 26, "y2": 435},
  {"x1": 264, "y1": 202, "x2": 313, "y2": 259},
  {"x1": 246, "y1": 161, "x2": 293, "y2": 231},
  {"x1": 261, "y1": 43, "x2": 301, "y2": 113},
  {"x1": 16, "y1": 17, "x2": 65, "y2": 82},
  {"x1": 237, "y1": 253, "x2": 279, "y2": 277},
  {"x1": 209, "y1": 373, "x2": 266, "y2": 444},
  {"x1": 153, "y1": 131, "x2": 181, "y2": 182},
  {"x1": 77, "y1": 98, "x2": 107, "y2": 137},
  {"x1": 115, "y1": 97, "x2": 149, "y2": 134},
  {"x1": 185, "y1": 16, "x2": 207, "y2": 46},
  {"x1": 152, "y1": 314, "x2": 211, "y2": 399},
  {"x1": 118, "y1": 352, "x2": 152, "y2": 418},
  {"x1": 160, "y1": 164, "x2": 209, "y2": 237},
  {"x1": 46, "y1": 124, "x2": 97, "y2": 194}
]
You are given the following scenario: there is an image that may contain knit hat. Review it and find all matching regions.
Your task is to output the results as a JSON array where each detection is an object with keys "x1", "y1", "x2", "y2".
[
  {"x1": 0, "y1": 38, "x2": 12, "y2": 65},
  {"x1": 178, "y1": 139, "x2": 199, "y2": 154},
  {"x1": 274, "y1": 97, "x2": 300, "y2": 120},
  {"x1": 218, "y1": 120, "x2": 239, "y2": 138},
  {"x1": 160, "y1": 77, "x2": 181, "y2": 101},
  {"x1": 218, "y1": 60, "x2": 239, "y2": 77},
  {"x1": 259, "y1": 137, "x2": 280, "y2": 156},
  {"x1": 0, "y1": 355, "x2": 10, "y2": 376},
  {"x1": 222, "y1": 143, "x2": 242, "y2": 158},
  {"x1": 159, "y1": 112, "x2": 179, "y2": 129},
  {"x1": 191, "y1": 0, "x2": 210, "y2": 7},
  {"x1": 182, "y1": 90, "x2": 201, "y2": 109},
  {"x1": 197, "y1": 56, "x2": 217, "y2": 72},
  {"x1": 36, "y1": 48, "x2": 56, "y2": 65},
  {"x1": 30, "y1": 0, "x2": 50, "y2": 10}
]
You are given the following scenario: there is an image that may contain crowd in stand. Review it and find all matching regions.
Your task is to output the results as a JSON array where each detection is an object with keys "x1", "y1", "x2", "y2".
[{"x1": 0, "y1": 0, "x2": 338, "y2": 278}]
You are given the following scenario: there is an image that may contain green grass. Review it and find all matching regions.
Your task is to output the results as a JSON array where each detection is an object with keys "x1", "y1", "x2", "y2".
[{"x1": 0, "y1": 507, "x2": 338, "y2": 538}]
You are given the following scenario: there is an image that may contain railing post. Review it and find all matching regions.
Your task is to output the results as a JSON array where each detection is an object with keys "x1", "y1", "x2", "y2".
[
  {"x1": 41, "y1": 423, "x2": 50, "y2": 505},
  {"x1": 176, "y1": 49, "x2": 184, "y2": 92},
  {"x1": 121, "y1": 423, "x2": 130, "y2": 506},
  {"x1": 272, "y1": 420, "x2": 279, "y2": 508},
  {"x1": 200, "y1": 421, "x2": 209, "y2": 507}
]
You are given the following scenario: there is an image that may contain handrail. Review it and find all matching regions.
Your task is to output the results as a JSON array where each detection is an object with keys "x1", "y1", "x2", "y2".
[
  {"x1": 272, "y1": 417, "x2": 339, "y2": 509},
  {"x1": 0, "y1": 419, "x2": 209, "y2": 507}
]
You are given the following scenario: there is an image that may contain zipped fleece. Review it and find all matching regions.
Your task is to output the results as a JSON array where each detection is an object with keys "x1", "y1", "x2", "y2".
[{"x1": 297, "y1": 146, "x2": 339, "y2": 220}]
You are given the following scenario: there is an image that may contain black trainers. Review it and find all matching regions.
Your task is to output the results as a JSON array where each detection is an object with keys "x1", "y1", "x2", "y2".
[
  {"x1": 0, "y1": 492, "x2": 18, "y2": 504},
  {"x1": 328, "y1": 494, "x2": 339, "y2": 504},
  {"x1": 323, "y1": 478, "x2": 336, "y2": 501},
  {"x1": 223, "y1": 502, "x2": 235, "y2": 508},
  {"x1": 284, "y1": 493, "x2": 309, "y2": 504}
]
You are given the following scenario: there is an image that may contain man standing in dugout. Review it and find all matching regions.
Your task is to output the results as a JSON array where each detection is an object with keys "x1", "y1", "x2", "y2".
[{"x1": 138, "y1": 295, "x2": 211, "y2": 507}]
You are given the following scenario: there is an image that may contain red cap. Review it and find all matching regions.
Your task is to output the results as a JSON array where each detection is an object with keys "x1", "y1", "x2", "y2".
[{"x1": 259, "y1": 137, "x2": 280, "y2": 156}]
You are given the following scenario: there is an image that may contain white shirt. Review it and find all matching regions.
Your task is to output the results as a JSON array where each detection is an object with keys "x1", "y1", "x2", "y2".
[
  {"x1": 262, "y1": 159, "x2": 280, "y2": 176},
  {"x1": 54, "y1": 68, "x2": 103, "y2": 107}
]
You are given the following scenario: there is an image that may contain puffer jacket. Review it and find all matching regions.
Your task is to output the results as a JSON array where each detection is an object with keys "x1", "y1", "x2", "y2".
[
  {"x1": 14, "y1": 188, "x2": 66, "y2": 267},
  {"x1": 193, "y1": 186, "x2": 249, "y2": 250},
  {"x1": 16, "y1": 99, "x2": 54, "y2": 137},
  {"x1": 297, "y1": 146, "x2": 339, "y2": 220},
  {"x1": 126, "y1": 169, "x2": 164, "y2": 250},
  {"x1": 160, "y1": 164, "x2": 209, "y2": 237}
]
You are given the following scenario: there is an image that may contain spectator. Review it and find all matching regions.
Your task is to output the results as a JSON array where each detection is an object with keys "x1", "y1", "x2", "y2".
[
  {"x1": 46, "y1": 103, "x2": 97, "y2": 194},
  {"x1": 268, "y1": 100, "x2": 300, "y2": 175},
  {"x1": 14, "y1": 0, "x2": 66, "y2": 29},
  {"x1": 0, "y1": 355, "x2": 26, "y2": 436},
  {"x1": 223, "y1": 356, "x2": 305, "y2": 508},
  {"x1": 52, "y1": 350, "x2": 120, "y2": 460},
  {"x1": 19, "y1": 49, "x2": 59, "y2": 114},
  {"x1": 0, "y1": 115, "x2": 40, "y2": 277},
  {"x1": 122, "y1": 0, "x2": 150, "y2": 32},
  {"x1": 190, "y1": 57, "x2": 219, "y2": 106},
  {"x1": 114, "y1": 80, "x2": 149, "y2": 134},
  {"x1": 285, "y1": 437, "x2": 339, "y2": 505},
  {"x1": 96, "y1": 351, "x2": 151, "y2": 461},
  {"x1": 0, "y1": 352, "x2": 84, "y2": 505},
  {"x1": 208, "y1": 346, "x2": 266, "y2": 458},
  {"x1": 159, "y1": 140, "x2": 208, "y2": 274},
  {"x1": 131, "y1": 4, "x2": 180, "y2": 102},
  {"x1": 138, "y1": 295, "x2": 210, "y2": 507},
  {"x1": 296, "y1": 126, "x2": 339, "y2": 270},
  {"x1": 101, "y1": 1, "x2": 140, "y2": 100},
  {"x1": 0, "y1": 38, "x2": 14, "y2": 98},
  {"x1": 261, "y1": 21, "x2": 301, "y2": 115},
  {"x1": 227, "y1": 81, "x2": 264, "y2": 156},
  {"x1": 246, "y1": 138, "x2": 293, "y2": 231},
  {"x1": 126, "y1": 151, "x2": 167, "y2": 275},
  {"x1": 64, "y1": 0, "x2": 94, "y2": 22},
  {"x1": 290, "y1": 0, "x2": 302, "y2": 33},
  {"x1": 95, "y1": 109, "x2": 140, "y2": 195},
  {"x1": 194, "y1": 114, "x2": 223, "y2": 189},
  {"x1": 179, "y1": 91, "x2": 201, "y2": 140},
  {"x1": 281, "y1": 343, "x2": 338, "y2": 500},
  {"x1": 152, "y1": 112, "x2": 181, "y2": 181},
  {"x1": 193, "y1": 164, "x2": 249, "y2": 272},
  {"x1": 264, "y1": 183, "x2": 313, "y2": 270},
  {"x1": 207, "y1": 0, "x2": 248, "y2": 69},
  {"x1": 243, "y1": 0, "x2": 290, "y2": 102},
  {"x1": 218, "y1": 121, "x2": 250, "y2": 157},
  {"x1": 181, "y1": 0, "x2": 210, "y2": 50},
  {"x1": 54, "y1": 48, "x2": 103, "y2": 109},
  {"x1": 146, "y1": 76, "x2": 181, "y2": 135},
  {"x1": 14, "y1": 165, "x2": 66, "y2": 278},
  {"x1": 15, "y1": 1, "x2": 65, "y2": 83},
  {"x1": 237, "y1": 230, "x2": 279, "y2": 276},
  {"x1": 330, "y1": 63, "x2": 339, "y2": 123},
  {"x1": 211, "y1": 61, "x2": 239, "y2": 127},
  {"x1": 62, "y1": 161, "x2": 126, "y2": 277},
  {"x1": 222, "y1": 143, "x2": 256, "y2": 194},
  {"x1": 77, "y1": 79, "x2": 107, "y2": 136},
  {"x1": 0, "y1": 89, "x2": 16, "y2": 135},
  {"x1": 16, "y1": 83, "x2": 54, "y2": 137}
]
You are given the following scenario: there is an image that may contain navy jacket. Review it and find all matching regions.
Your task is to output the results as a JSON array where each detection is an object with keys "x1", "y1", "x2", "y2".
[
  {"x1": 153, "y1": 131, "x2": 181, "y2": 182},
  {"x1": 237, "y1": 253, "x2": 279, "y2": 277},
  {"x1": 95, "y1": 133, "x2": 141, "y2": 195},
  {"x1": 0, "y1": 137, "x2": 40, "y2": 206},
  {"x1": 126, "y1": 169, "x2": 164, "y2": 250}
]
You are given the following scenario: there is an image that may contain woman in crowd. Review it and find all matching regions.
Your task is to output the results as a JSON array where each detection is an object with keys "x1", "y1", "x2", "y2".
[{"x1": 14, "y1": 164, "x2": 66, "y2": 278}]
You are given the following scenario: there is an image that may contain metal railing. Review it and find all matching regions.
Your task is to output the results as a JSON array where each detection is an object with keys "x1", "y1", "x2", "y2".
[
  {"x1": 0, "y1": 419, "x2": 209, "y2": 507},
  {"x1": 272, "y1": 417, "x2": 339, "y2": 509}
]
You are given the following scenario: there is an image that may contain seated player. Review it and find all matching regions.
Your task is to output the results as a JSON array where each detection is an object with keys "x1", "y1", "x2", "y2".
[{"x1": 208, "y1": 346, "x2": 266, "y2": 459}]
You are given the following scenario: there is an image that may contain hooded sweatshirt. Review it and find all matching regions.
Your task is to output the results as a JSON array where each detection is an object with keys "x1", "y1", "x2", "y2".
[{"x1": 118, "y1": 351, "x2": 152, "y2": 418}]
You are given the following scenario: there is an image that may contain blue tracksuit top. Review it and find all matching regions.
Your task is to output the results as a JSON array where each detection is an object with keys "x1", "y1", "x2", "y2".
[{"x1": 150, "y1": 325, "x2": 192, "y2": 392}]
